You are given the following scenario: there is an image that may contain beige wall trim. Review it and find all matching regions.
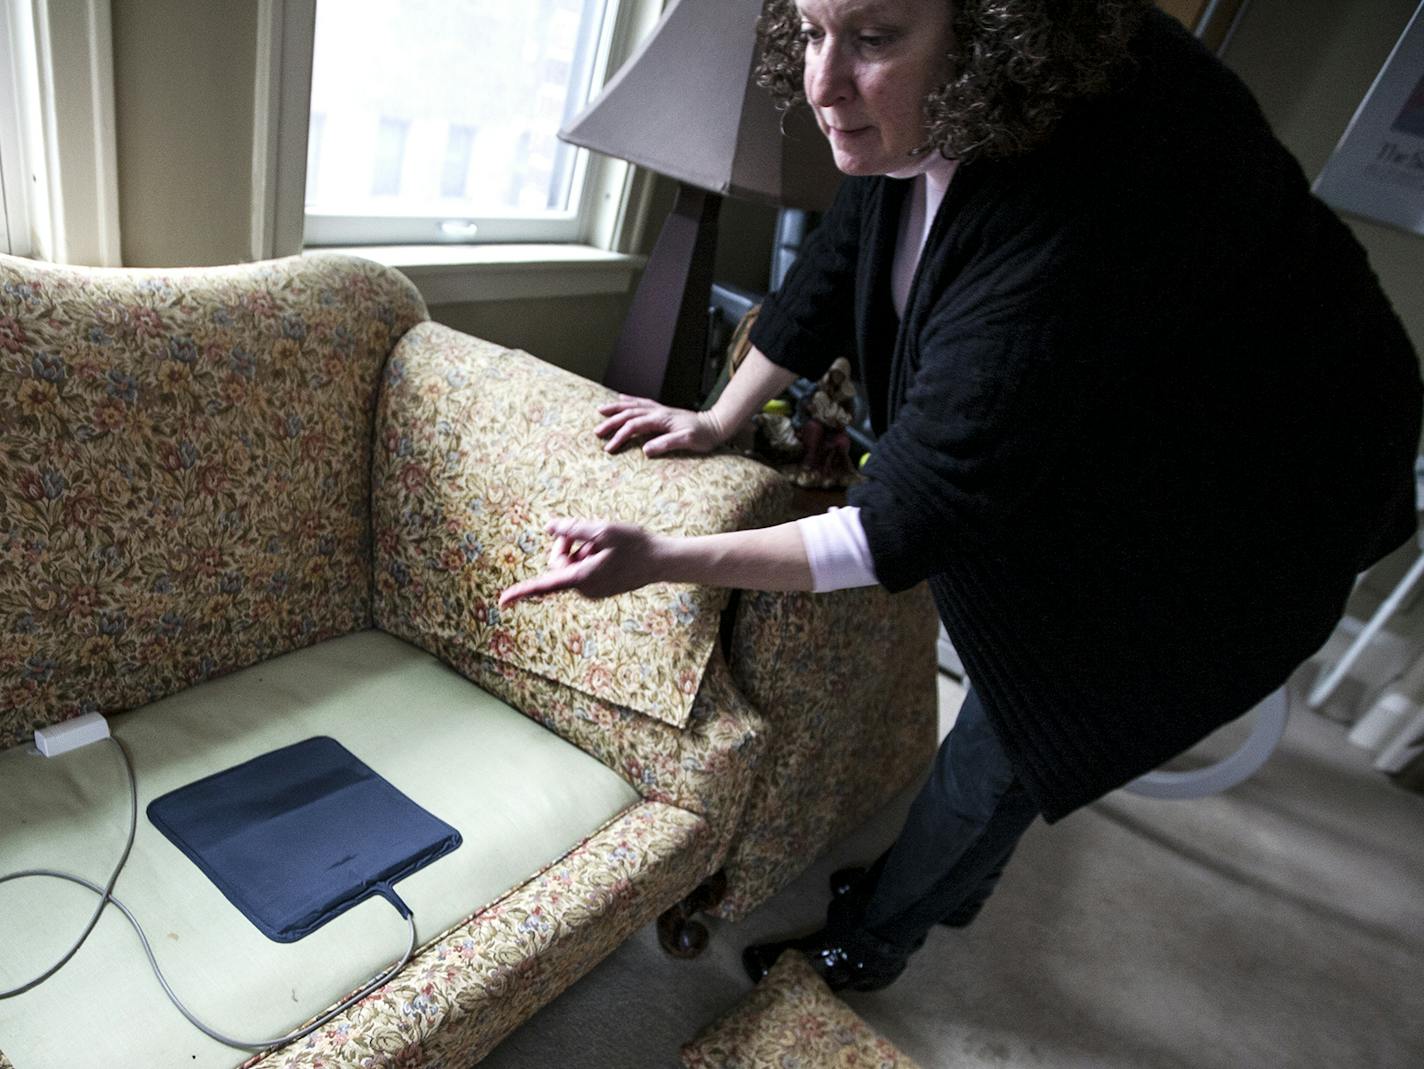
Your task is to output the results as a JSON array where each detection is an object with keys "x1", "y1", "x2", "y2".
[
  {"x1": 250, "y1": 0, "x2": 314, "y2": 261},
  {"x1": 30, "y1": 0, "x2": 120, "y2": 265}
]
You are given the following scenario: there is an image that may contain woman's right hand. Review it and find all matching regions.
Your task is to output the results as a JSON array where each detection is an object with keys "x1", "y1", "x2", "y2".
[
  {"x1": 499, "y1": 519, "x2": 664, "y2": 607},
  {"x1": 595, "y1": 395, "x2": 725, "y2": 456}
]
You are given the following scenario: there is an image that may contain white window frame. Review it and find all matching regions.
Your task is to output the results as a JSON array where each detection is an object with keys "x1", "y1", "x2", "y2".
[
  {"x1": 254, "y1": 0, "x2": 664, "y2": 287},
  {"x1": 1, "y1": 0, "x2": 121, "y2": 265},
  {"x1": 0, "y1": 0, "x2": 30, "y2": 255},
  {"x1": 300, "y1": 0, "x2": 610, "y2": 250}
]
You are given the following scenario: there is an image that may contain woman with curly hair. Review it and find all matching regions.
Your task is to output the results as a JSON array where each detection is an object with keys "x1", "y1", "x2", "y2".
[{"x1": 503, "y1": 0, "x2": 1421, "y2": 992}]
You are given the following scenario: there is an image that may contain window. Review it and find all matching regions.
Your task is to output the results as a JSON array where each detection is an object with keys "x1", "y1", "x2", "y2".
[
  {"x1": 303, "y1": 0, "x2": 623, "y2": 247},
  {"x1": 0, "y1": 0, "x2": 120, "y2": 266},
  {"x1": 0, "y1": 0, "x2": 35, "y2": 256}
]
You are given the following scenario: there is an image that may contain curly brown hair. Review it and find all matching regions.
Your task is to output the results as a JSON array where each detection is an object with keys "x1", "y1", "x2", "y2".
[{"x1": 757, "y1": 0, "x2": 1150, "y2": 162}]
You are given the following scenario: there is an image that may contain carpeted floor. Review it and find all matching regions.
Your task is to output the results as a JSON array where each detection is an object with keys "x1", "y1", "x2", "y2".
[{"x1": 480, "y1": 669, "x2": 1424, "y2": 1068}]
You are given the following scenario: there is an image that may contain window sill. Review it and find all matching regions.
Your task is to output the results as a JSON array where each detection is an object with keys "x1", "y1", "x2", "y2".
[{"x1": 306, "y1": 243, "x2": 645, "y2": 306}]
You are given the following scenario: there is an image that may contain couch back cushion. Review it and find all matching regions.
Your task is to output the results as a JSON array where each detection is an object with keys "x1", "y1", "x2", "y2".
[
  {"x1": 0, "y1": 253, "x2": 427, "y2": 750},
  {"x1": 372, "y1": 323, "x2": 791, "y2": 729}
]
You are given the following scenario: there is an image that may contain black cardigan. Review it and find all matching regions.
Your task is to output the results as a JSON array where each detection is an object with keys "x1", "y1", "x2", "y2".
[{"x1": 749, "y1": 10, "x2": 1422, "y2": 821}]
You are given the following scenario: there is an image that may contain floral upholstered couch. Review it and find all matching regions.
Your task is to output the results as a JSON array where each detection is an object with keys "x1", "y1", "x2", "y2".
[{"x1": 0, "y1": 252, "x2": 937, "y2": 1067}]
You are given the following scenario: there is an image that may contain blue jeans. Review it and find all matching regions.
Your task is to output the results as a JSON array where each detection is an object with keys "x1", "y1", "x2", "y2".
[{"x1": 830, "y1": 688, "x2": 1040, "y2": 952}]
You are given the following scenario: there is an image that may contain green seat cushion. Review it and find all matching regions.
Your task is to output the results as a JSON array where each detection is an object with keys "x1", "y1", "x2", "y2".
[{"x1": 0, "y1": 629, "x2": 641, "y2": 1069}]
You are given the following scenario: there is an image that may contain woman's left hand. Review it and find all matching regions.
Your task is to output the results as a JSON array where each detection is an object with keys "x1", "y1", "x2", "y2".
[{"x1": 499, "y1": 519, "x2": 664, "y2": 607}]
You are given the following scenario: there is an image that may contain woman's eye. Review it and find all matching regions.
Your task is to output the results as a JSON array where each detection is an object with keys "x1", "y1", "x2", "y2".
[
  {"x1": 858, "y1": 33, "x2": 892, "y2": 49},
  {"x1": 797, "y1": 24, "x2": 824, "y2": 44}
]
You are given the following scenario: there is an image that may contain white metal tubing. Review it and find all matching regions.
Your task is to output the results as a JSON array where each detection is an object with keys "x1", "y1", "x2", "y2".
[
  {"x1": 1307, "y1": 551, "x2": 1424, "y2": 709},
  {"x1": 1123, "y1": 687, "x2": 1290, "y2": 799}
]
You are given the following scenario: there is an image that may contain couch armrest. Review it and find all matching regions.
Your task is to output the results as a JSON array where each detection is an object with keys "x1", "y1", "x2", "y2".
[
  {"x1": 371, "y1": 322, "x2": 790, "y2": 729},
  {"x1": 713, "y1": 583, "x2": 941, "y2": 918},
  {"x1": 372, "y1": 323, "x2": 789, "y2": 858}
]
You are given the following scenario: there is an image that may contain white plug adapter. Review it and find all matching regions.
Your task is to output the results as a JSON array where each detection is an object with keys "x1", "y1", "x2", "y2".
[{"x1": 34, "y1": 712, "x2": 111, "y2": 757}]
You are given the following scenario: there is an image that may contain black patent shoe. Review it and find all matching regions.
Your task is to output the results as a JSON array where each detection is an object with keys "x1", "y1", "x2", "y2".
[
  {"x1": 741, "y1": 927, "x2": 909, "y2": 993},
  {"x1": 829, "y1": 865, "x2": 867, "y2": 900}
]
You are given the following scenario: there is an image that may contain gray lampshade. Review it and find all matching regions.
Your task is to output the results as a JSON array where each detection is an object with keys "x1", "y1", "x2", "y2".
[{"x1": 560, "y1": 0, "x2": 841, "y2": 211}]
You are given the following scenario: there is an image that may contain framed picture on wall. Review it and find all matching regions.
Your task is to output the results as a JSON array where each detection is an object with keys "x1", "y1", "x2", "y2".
[{"x1": 1314, "y1": 2, "x2": 1424, "y2": 236}]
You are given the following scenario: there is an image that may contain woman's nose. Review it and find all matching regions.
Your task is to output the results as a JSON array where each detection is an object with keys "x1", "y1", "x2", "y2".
[{"x1": 805, "y1": 42, "x2": 851, "y2": 107}]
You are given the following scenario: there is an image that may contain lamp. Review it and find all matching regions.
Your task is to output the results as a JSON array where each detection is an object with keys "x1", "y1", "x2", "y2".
[{"x1": 560, "y1": 0, "x2": 842, "y2": 408}]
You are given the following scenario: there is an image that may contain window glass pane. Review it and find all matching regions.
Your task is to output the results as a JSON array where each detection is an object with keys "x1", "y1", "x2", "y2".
[
  {"x1": 306, "y1": 0, "x2": 613, "y2": 222},
  {"x1": 307, "y1": 112, "x2": 327, "y2": 197},
  {"x1": 441, "y1": 124, "x2": 476, "y2": 199},
  {"x1": 371, "y1": 117, "x2": 409, "y2": 196}
]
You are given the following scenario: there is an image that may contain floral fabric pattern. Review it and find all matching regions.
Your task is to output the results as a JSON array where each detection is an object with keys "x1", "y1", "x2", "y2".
[
  {"x1": 0, "y1": 248, "x2": 939, "y2": 1069},
  {"x1": 240, "y1": 801, "x2": 711, "y2": 1069},
  {"x1": 681, "y1": 949, "x2": 922, "y2": 1069},
  {"x1": 713, "y1": 585, "x2": 940, "y2": 920},
  {"x1": 0, "y1": 254, "x2": 427, "y2": 751},
  {"x1": 371, "y1": 322, "x2": 790, "y2": 728}
]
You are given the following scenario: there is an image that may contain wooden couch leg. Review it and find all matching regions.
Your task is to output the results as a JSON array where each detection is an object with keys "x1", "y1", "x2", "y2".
[{"x1": 656, "y1": 869, "x2": 728, "y2": 958}]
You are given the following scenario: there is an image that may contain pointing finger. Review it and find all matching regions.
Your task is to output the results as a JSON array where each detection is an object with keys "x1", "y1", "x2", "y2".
[{"x1": 499, "y1": 562, "x2": 584, "y2": 607}]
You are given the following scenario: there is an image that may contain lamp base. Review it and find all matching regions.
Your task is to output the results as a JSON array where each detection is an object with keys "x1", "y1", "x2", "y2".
[{"x1": 604, "y1": 182, "x2": 721, "y2": 409}]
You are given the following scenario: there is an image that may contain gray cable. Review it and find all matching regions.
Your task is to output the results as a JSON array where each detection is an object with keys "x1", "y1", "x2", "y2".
[
  {"x1": 0, "y1": 736, "x2": 419, "y2": 1053},
  {"x1": 0, "y1": 736, "x2": 138, "y2": 998}
]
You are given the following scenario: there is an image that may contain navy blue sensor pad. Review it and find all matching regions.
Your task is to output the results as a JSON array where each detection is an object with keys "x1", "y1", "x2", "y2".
[{"x1": 147, "y1": 736, "x2": 461, "y2": 943}]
